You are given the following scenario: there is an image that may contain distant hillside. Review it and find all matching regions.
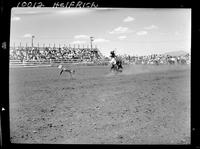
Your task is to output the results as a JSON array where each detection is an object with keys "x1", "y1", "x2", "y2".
[{"x1": 163, "y1": 50, "x2": 189, "y2": 56}]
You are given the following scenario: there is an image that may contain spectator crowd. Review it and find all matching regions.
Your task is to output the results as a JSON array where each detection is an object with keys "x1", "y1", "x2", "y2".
[
  {"x1": 10, "y1": 46, "x2": 190, "y2": 65},
  {"x1": 120, "y1": 53, "x2": 190, "y2": 65},
  {"x1": 10, "y1": 46, "x2": 103, "y2": 63}
]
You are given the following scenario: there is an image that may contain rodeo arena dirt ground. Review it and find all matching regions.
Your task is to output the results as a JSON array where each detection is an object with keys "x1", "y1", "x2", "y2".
[{"x1": 9, "y1": 63, "x2": 190, "y2": 144}]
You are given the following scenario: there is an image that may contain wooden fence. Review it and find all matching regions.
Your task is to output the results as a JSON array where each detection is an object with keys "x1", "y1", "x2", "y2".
[{"x1": 9, "y1": 58, "x2": 110, "y2": 67}]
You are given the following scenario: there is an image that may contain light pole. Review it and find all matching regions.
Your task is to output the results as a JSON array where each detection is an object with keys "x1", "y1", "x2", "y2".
[
  {"x1": 31, "y1": 35, "x2": 35, "y2": 48},
  {"x1": 90, "y1": 36, "x2": 94, "y2": 51},
  {"x1": 90, "y1": 36, "x2": 94, "y2": 60}
]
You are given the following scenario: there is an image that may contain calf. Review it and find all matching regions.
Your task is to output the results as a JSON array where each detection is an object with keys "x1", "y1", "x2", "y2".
[{"x1": 58, "y1": 64, "x2": 75, "y2": 78}]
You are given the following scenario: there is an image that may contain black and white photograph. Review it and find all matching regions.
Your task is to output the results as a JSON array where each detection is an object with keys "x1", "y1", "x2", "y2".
[{"x1": 9, "y1": 8, "x2": 191, "y2": 144}]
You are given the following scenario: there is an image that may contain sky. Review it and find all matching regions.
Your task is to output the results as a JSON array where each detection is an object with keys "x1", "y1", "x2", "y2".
[{"x1": 10, "y1": 8, "x2": 191, "y2": 56}]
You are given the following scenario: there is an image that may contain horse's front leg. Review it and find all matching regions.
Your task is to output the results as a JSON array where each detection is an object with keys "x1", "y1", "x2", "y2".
[
  {"x1": 60, "y1": 69, "x2": 63, "y2": 75},
  {"x1": 110, "y1": 64, "x2": 114, "y2": 72},
  {"x1": 69, "y1": 72, "x2": 73, "y2": 79},
  {"x1": 110, "y1": 66, "x2": 113, "y2": 72}
]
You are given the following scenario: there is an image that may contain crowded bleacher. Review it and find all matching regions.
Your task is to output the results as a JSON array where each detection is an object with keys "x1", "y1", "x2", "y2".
[
  {"x1": 9, "y1": 46, "x2": 104, "y2": 64},
  {"x1": 119, "y1": 53, "x2": 191, "y2": 65},
  {"x1": 9, "y1": 45, "x2": 190, "y2": 65}
]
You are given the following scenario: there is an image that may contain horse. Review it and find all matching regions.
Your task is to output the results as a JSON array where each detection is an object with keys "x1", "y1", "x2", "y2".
[
  {"x1": 58, "y1": 64, "x2": 75, "y2": 78},
  {"x1": 110, "y1": 58, "x2": 123, "y2": 73}
]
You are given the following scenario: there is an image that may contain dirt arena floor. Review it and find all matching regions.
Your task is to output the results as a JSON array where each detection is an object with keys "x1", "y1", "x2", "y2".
[{"x1": 9, "y1": 64, "x2": 190, "y2": 144}]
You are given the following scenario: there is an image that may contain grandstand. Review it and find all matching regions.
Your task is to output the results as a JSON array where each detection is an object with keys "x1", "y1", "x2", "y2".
[{"x1": 9, "y1": 45, "x2": 106, "y2": 67}]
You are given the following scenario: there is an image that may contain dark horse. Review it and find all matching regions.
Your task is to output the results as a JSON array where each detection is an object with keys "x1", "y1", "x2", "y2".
[{"x1": 110, "y1": 58, "x2": 123, "y2": 73}]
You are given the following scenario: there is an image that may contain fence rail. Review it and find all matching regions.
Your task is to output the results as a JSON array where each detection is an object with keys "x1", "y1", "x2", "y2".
[{"x1": 9, "y1": 58, "x2": 110, "y2": 67}]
